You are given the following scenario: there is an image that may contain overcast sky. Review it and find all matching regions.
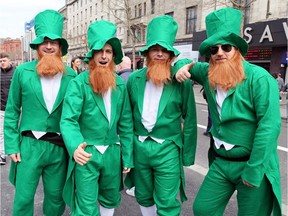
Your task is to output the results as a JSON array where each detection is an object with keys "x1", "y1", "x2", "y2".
[{"x1": 0, "y1": 0, "x2": 65, "y2": 39}]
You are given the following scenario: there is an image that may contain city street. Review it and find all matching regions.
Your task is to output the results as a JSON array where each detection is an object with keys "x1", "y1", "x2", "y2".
[{"x1": 1, "y1": 84, "x2": 287, "y2": 216}]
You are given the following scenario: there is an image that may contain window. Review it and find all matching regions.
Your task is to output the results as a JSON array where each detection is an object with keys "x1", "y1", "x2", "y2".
[
  {"x1": 186, "y1": 6, "x2": 197, "y2": 34},
  {"x1": 151, "y1": 0, "x2": 155, "y2": 14},
  {"x1": 165, "y1": 12, "x2": 174, "y2": 17},
  {"x1": 138, "y1": 4, "x2": 142, "y2": 17},
  {"x1": 142, "y1": 27, "x2": 146, "y2": 43},
  {"x1": 143, "y1": 2, "x2": 146, "y2": 15},
  {"x1": 136, "y1": 27, "x2": 141, "y2": 42},
  {"x1": 134, "y1": 5, "x2": 137, "y2": 18}
]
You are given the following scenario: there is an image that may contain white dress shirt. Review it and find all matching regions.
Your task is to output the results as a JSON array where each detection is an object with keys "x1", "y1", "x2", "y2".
[
  {"x1": 95, "y1": 88, "x2": 111, "y2": 154},
  {"x1": 139, "y1": 80, "x2": 165, "y2": 144},
  {"x1": 213, "y1": 87, "x2": 235, "y2": 150},
  {"x1": 32, "y1": 73, "x2": 62, "y2": 139}
]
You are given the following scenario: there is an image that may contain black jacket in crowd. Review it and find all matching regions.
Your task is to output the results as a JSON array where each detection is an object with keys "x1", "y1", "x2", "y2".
[{"x1": 1, "y1": 64, "x2": 15, "y2": 111}]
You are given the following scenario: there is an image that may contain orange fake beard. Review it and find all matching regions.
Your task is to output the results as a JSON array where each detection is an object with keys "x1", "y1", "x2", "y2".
[
  {"x1": 88, "y1": 60, "x2": 116, "y2": 94},
  {"x1": 208, "y1": 51, "x2": 245, "y2": 91},
  {"x1": 36, "y1": 50, "x2": 65, "y2": 77},
  {"x1": 146, "y1": 56, "x2": 173, "y2": 86}
]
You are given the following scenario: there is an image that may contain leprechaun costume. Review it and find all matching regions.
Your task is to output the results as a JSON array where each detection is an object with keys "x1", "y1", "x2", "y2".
[
  {"x1": 125, "y1": 15, "x2": 197, "y2": 216},
  {"x1": 4, "y1": 10, "x2": 76, "y2": 216},
  {"x1": 173, "y1": 8, "x2": 282, "y2": 215},
  {"x1": 60, "y1": 20, "x2": 133, "y2": 216}
]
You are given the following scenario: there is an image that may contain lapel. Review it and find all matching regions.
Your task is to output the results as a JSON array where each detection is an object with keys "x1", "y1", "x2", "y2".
[
  {"x1": 110, "y1": 78, "x2": 122, "y2": 126},
  {"x1": 157, "y1": 82, "x2": 174, "y2": 118},
  {"x1": 30, "y1": 64, "x2": 47, "y2": 110},
  {"x1": 136, "y1": 70, "x2": 147, "y2": 115},
  {"x1": 51, "y1": 69, "x2": 75, "y2": 113},
  {"x1": 90, "y1": 88, "x2": 108, "y2": 120}
]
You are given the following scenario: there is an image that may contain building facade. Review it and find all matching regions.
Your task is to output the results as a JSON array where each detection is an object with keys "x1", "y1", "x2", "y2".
[
  {"x1": 0, "y1": 38, "x2": 22, "y2": 65},
  {"x1": 60, "y1": 0, "x2": 287, "y2": 79}
]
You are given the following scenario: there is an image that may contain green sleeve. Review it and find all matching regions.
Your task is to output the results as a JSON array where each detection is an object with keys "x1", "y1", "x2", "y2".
[
  {"x1": 242, "y1": 75, "x2": 281, "y2": 187},
  {"x1": 60, "y1": 78, "x2": 85, "y2": 157},
  {"x1": 172, "y1": 59, "x2": 210, "y2": 84},
  {"x1": 117, "y1": 86, "x2": 134, "y2": 168},
  {"x1": 181, "y1": 80, "x2": 197, "y2": 166}
]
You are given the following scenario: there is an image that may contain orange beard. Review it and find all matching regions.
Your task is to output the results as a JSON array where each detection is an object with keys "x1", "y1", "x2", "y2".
[
  {"x1": 208, "y1": 51, "x2": 245, "y2": 91},
  {"x1": 36, "y1": 50, "x2": 65, "y2": 77},
  {"x1": 146, "y1": 56, "x2": 172, "y2": 86},
  {"x1": 89, "y1": 60, "x2": 116, "y2": 94}
]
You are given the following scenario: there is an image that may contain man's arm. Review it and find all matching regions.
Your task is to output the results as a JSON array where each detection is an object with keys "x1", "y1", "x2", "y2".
[
  {"x1": 60, "y1": 78, "x2": 89, "y2": 162},
  {"x1": 181, "y1": 80, "x2": 197, "y2": 166},
  {"x1": 4, "y1": 67, "x2": 22, "y2": 160},
  {"x1": 118, "y1": 85, "x2": 134, "y2": 170}
]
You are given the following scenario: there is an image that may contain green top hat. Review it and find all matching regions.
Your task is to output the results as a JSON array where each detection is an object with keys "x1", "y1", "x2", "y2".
[
  {"x1": 30, "y1": 10, "x2": 68, "y2": 56},
  {"x1": 84, "y1": 20, "x2": 123, "y2": 65},
  {"x1": 140, "y1": 15, "x2": 180, "y2": 57},
  {"x1": 199, "y1": 7, "x2": 248, "y2": 57}
]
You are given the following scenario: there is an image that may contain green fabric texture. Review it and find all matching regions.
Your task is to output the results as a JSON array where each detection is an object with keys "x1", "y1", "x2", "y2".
[
  {"x1": 30, "y1": 10, "x2": 68, "y2": 56},
  {"x1": 84, "y1": 20, "x2": 123, "y2": 64},
  {"x1": 4, "y1": 60, "x2": 76, "y2": 156},
  {"x1": 172, "y1": 58, "x2": 282, "y2": 215},
  {"x1": 140, "y1": 15, "x2": 180, "y2": 56},
  {"x1": 199, "y1": 7, "x2": 248, "y2": 57}
]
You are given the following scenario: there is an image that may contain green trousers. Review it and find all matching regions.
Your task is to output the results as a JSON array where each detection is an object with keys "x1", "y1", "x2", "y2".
[
  {"x1": 134, "y1": 139, "x2": 181, "y2": 216},
  {"x1": 73, "y1": 144, "x2": 121, "y2": 216},
  {"x1": 193, "y1": 157, "x2": 273, "y2": 216},
  {"x1": 13, "y1": 136, "x2": 68, "y2": 216}
]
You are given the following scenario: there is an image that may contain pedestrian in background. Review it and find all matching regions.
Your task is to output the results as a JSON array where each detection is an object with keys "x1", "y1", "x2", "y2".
[
  {"x1": 276, "y1": 73, "x2": 285, "y2": 101},
  {"x1": 125, "y1": 15, "x2": 197, "y2": 216},
  {"x1": 117, "y1": 56, "x2": 133, "y2": 82},
  {"x1": 60, "y1": 20, "x2": 133, "y2": 216},
  {"x1": 0, "y1": 52, "x2": 15, "y2": 165},
  {"x1": 4, "y1": 10, "x2": 76, "y2": 216},
  {"x1": 70, "y1": 56, "x2": 82, "y2": 74},
  {"x1": 174, "y1": 7, "x2": 282, "y2": 216}
]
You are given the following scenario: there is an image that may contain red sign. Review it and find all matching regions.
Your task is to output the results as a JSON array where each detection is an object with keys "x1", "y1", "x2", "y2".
[{"x1": 244, "y1": 49, "x2": 272, "y2": 60}]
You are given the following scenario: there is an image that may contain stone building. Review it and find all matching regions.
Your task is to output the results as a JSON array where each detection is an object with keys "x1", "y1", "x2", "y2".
[{"x1": 61, "y1": 0, "x2": 287, "y2": 78}]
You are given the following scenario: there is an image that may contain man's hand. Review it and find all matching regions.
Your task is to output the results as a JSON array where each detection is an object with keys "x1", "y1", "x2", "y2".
[
  {"x1": 73, "y1": 142, "x2": 92, "y2": 165},
  {"x1": 175, "y1": 62, "x2": 195, "y2": 82},
  {"x1": 9, "y1": 153, "x2": 21, "y2": 163},
  {"x1": 122, "y1": 168, "x2": 131, "y2": 173}
]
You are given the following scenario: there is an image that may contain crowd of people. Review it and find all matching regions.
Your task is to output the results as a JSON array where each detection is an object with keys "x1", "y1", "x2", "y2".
[{"x1": 2, "y1": 7, "x2": 285, "y2": 216}]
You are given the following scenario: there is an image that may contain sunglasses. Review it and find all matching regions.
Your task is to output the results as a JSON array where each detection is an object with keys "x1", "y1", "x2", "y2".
[{"x1": 209, "y1": 44, "x2": 233, "y2": 55}]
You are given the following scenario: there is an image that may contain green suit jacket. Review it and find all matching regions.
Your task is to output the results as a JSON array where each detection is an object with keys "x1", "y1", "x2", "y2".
[
  {"x1": 173, "y1": 59, "x2": 282, "y2": 215},
  {"x1": 4, "y1": 60, "x2": 76, "y2": 184},
  {"x1": 60, "y1": 71, "x2": 133, "y2": 209},
  {"x1": 126, "y1": 67, "x2": 197, "y2": 201}
]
